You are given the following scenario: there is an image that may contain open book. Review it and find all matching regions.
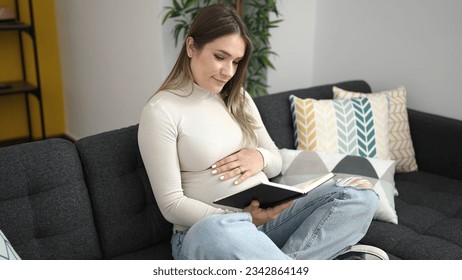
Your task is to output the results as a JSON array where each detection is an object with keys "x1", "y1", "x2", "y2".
[{"x1": 213, "y1": 172, "x2": 334, "y2": 209}]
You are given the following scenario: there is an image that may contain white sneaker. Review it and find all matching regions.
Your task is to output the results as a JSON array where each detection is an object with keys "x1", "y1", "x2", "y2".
[{"x1": 335, "y1": 244, "x2": 389, "y2": 260}]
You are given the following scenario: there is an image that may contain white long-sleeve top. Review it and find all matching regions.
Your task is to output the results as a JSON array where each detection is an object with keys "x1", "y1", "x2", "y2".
[{"x1": 138, "y1": 83, "x2": 282, "y2": 232}]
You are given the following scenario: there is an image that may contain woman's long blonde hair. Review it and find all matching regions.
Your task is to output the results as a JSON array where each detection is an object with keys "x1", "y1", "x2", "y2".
[{"x1": 157, "y1": 4, "x2": 257, "y2": 146}]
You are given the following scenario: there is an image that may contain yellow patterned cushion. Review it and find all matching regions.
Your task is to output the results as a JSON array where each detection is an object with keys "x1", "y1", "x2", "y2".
[
  {"x1": 333, "y1": 86, "x2": 418, "y2": 172},
  {"x1": 289, "y1": 94, "x2": 390, "y2": 160}
]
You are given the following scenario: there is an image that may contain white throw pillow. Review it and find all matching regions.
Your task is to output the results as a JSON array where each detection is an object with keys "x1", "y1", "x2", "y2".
[
  {"x1": 0, "y1": 230, "x2": 21, "y2": 260},
  {"x1": 276, "y1": 149, "x2": 398, "y2": 224}
]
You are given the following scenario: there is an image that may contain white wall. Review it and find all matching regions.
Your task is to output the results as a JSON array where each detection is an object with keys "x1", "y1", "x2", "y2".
[
  {"x1": 267, "y1": 0, "x2": 317, "y2": 94},
  {"x1": 55, "y1": 0, "x2": 462, "y2": 139},
  {"x1": 309, "y1": 0, "x2": 462, "y2": 120},
  {"x1": 55, "y1": 0, "x2": 164, "y2": 139},
  {"x1": 161, "y1": 0, "x2": 182, "y2": 78}
]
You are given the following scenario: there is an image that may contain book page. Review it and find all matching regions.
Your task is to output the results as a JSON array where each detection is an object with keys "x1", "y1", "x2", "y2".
[{"x1": 292, "y1": 173, "x2": 334, "y2": 193}]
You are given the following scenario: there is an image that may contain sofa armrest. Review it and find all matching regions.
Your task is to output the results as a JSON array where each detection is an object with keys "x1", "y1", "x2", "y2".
[{"x1": 408, "y1": 109, "x2": 462, "y2": 180}]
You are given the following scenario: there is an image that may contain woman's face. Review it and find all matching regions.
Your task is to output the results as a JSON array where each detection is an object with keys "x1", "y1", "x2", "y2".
[{"x1": 187, "y1": 34, "x2": 245, "y2": 93}]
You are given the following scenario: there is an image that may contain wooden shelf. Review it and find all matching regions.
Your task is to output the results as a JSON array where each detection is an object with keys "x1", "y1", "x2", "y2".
[
  {"x1": 0, "y1": 0, "x2": 45, "y2": 140},
  {"x1": 0, "y1": 21, "x2": 33, "y2": 34},
  {"x1": 0, "y1": 81, "x2": 38, "y2": 96}
]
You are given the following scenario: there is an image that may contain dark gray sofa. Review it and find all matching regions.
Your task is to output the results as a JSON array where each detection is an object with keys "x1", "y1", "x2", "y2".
[{"x1": 1, "y1": 80, "x2": 461, "y2": 259}]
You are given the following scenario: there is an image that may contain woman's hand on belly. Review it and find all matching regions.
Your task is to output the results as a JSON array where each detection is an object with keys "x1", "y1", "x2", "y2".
[{"x1": 211, "y1": 148, "x2": 264, "y2": 185}]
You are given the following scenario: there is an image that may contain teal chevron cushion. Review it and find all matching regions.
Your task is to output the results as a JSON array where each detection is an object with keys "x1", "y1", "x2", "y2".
[
  {"x1": 289, "y1": 95, "x2": 391, "y2": 160},
  {"x1": 0, "y1": 230, "x2": 21, "y2": 260},
  {"x1": 275, "y1": 149, "x2": 398, "y2": 224},
  {"x1": 333, "y1": 86, "x2": 417, "y2": 172}
]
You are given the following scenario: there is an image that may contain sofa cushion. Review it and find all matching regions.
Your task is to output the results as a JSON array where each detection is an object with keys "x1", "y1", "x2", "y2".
[
  {"x1": 333, "y1": 86, "x2": 418, "y2": 173},
  {"x1": 407, "y1": 109, "x2": 462, "y2": 181},
  {"x1": 0, "y1": 139, "x2": 102, "y2": 259},
  {"x1": 362, "y1": 171, "x2": 462, "y2": 259},
  {"x1": 289, "y1": 94, "x2": 391, "y2": 160},
  {"x1": 76, "y1": 125, "x2": 172, "y2": 259}
]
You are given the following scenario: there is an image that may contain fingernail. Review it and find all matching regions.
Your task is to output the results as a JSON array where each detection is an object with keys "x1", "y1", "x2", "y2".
[
  {"x1": 212, "y1": 169, "x2": 217, "y2": 174},
  {"x1": 234, "y1": 180, "x2": 239, "y2": 185},
  {"x1": 211, "y1": 164, "x2": 217, "y2": 168},
  {"x1": 220, "y1": 175, "x2": 225, "y2": 180}
]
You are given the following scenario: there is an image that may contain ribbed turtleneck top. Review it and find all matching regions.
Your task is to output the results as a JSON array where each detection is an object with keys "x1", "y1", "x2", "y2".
[{"x1": 138, "y1": 83, "x2": 282, "y2": 232}]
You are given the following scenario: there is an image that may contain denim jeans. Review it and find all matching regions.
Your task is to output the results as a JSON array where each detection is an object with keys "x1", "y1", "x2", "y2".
[{"x1": 171, "y1": 181, "x2": 379, "y2": 260}]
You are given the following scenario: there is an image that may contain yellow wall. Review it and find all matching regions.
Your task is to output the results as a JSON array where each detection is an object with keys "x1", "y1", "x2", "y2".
[{"x1": 0, "y1": 0, "x2": 64, "y2": 141}]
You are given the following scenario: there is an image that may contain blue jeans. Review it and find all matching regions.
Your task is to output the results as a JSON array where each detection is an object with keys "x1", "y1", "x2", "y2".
[{"x1": 171, "y1": 181, "x2": 379, "y2": 260}]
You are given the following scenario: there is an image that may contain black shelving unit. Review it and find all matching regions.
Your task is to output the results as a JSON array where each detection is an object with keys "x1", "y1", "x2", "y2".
[{"x1": 0, "y1": 0, "x2": 46, "y2": 141}]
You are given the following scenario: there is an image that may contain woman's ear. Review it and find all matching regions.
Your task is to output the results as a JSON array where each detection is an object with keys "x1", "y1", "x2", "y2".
[{"x1": 186, "y1": 37, "x2": 194, "y2": 58}]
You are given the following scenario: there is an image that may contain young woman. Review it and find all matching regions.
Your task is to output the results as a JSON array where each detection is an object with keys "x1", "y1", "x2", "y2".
[{"x1": 138, "y1": 4, "x2": 384, "y2": 260}]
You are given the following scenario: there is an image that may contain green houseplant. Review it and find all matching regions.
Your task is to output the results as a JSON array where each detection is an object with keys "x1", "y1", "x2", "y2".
[{"x1": 162, "y1": 0, "x2": 282, "y2": 96}]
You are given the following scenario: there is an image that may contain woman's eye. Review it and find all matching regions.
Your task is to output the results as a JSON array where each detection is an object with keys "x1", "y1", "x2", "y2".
[
  {"x1": 233, "y1": 61, "x2": 240, "y2": 65},
  {"x1": 214, "y1": 55, "x2": 224, "y2": 61}
]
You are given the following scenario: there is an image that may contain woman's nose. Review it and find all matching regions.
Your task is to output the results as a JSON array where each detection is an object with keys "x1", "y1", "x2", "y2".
[{"x1": 221, "y1": 62, "x2": 234, "y2": 79}]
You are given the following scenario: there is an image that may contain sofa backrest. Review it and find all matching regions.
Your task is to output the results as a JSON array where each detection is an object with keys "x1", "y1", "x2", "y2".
[
  {"x1": 253, "y1": 80, "x2": 372, "y2": 149},
  {"x1": 0, "y1": 138, "x2": 102, "y2": 259},
  {"x1": 75, "y1": 125, "x2": 172, "y2": 259}
]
